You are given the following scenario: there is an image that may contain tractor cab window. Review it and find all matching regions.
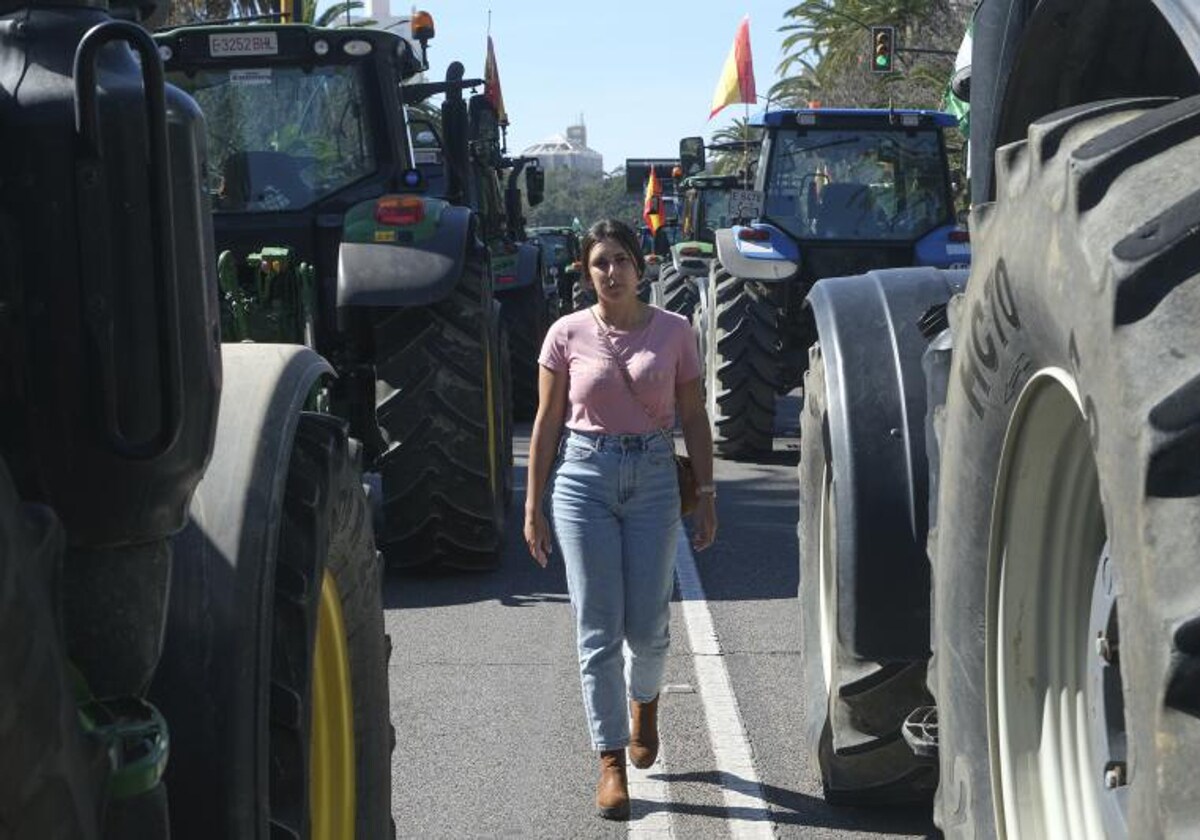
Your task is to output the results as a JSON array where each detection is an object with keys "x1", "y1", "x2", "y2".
[
  {"x1": 532, "y1": 232, "x2": 571, "y2": 264},
  {"x1": 169, "y1": 64, "x2": 378, "y2": 213},
  {"x1": 763, "y1": 127, "x2": 950, "y2": 241},
  {"x1": 701, "y1": 188, "x2": 733, "y2": 236}
]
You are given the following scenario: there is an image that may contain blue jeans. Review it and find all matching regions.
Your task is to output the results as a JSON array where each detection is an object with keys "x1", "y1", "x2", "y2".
[{"x1": 550, "y1": 429, "x2": 681, "y2": 751}]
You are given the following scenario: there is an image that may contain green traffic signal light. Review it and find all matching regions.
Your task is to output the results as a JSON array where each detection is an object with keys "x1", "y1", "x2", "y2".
[{"x1": 871, "y1": 25, "x2": 896, "y2": 74}]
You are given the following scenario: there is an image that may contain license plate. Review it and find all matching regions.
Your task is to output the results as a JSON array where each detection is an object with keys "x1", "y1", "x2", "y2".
[
  {"x1": 728, "y1": 188, "x2": 765, "y2": 219},
  {"x1": 209, "y1": 32, "x2": 279, "y2": 58}
]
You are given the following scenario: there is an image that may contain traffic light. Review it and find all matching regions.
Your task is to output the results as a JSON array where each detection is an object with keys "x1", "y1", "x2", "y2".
[{"x1": 871, "y1": 25, "x2": 896, "y2": 73}]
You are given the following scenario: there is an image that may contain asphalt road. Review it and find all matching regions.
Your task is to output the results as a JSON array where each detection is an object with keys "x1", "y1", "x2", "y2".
[{"x1": 385, "y1": 392, "x2": 939, "y2": 839}]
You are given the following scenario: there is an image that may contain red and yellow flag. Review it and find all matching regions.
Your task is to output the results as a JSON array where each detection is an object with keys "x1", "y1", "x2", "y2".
[
  {"x1": 484, "y1": 35, "x2": 508, "y2": 126},
  {"x1": 710, "y1": 16, "x2": 756, "y2": 119},
  {"x1": 643, "y1": 167, "x2": 663, "y2": 235}
]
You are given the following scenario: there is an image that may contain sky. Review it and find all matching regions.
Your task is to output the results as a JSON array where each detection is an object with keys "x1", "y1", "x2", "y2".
[{"x1": 369, "y1": 1, "x2": 796, "y2": 173}]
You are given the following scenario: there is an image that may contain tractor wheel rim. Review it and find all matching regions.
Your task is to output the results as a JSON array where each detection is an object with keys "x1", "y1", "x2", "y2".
[
  {"x1": 818, "y1": 465, "x2": 836, "y2": 694},
  {"x1": 988, "y1": 370, "x2": 1124, "y2": 840},
  {"x1": 310, "y1": 570, "x2": 356, "y2": 840}
]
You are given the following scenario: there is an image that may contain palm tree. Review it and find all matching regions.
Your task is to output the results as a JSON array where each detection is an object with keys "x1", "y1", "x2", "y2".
[
  {"x1": 778, "y1": 0, "x2": 970, "y2": 109},
  {"x1": 708, "y1": 118, "x2": 763, "y2": 177},
  {"x1": 164, "y1": 0, "x2": 363, "y2": 27},
  {"x1": 300, "y1": 0, "x2": 363, "y2": 26}
]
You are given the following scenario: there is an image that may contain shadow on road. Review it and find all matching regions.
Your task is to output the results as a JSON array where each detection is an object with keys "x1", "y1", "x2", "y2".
[{"x1": 646, "y1": 770, "x2": 940, "y2": 837}]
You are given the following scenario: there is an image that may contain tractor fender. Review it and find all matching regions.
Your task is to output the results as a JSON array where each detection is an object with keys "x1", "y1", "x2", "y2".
[
  {"x1": 497, "y1": 240, "x2": 541, "y2": 291},
  {"x1": 712, "y1": 227, "x2": 797, "y2": 282},
  {"x1": 337, "y1": 203, "x2": 473, "y2": 308},
  {"x1": 808, "y1": 266, "x2": 966, "y2": 660},
  {"x1": 151, "y1": 343, "x2": 331, "y2": 838}
]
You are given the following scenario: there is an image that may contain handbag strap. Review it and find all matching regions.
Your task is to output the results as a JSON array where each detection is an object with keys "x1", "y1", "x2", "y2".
[{"x1": 589, "y1": 306, "x2": 676, "y2": 450}]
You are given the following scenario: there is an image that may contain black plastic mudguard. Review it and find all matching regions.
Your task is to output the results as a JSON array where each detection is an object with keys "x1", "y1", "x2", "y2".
[
  {"x1": 808, "y1": 267, "x2": 966, "y2": 660},
  {"x1": 510, "y1": 240, "x2": 541, "y2": 290},
  {"x1": 337, "y1": 203, "x2": 472, "y2": 307},
  {"x1": 712, "y1": 228, "x2": 798, "y2": 282}
]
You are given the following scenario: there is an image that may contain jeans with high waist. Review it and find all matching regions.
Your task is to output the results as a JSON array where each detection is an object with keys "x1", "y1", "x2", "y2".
[{"x1": 550, "y1": 428, "x2": 680, "y2": 751}]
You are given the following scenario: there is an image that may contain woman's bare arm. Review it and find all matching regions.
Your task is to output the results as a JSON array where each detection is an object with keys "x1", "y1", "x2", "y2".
[
  {"x1": 524, "y1": 365, "x2": 568, "y2": 564},
  {"x1": 677, "y1": 376, "x2": 717, "y2": 550}
]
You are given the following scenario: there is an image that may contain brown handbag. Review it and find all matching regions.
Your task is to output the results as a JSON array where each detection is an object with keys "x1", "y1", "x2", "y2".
[
  {"x1": 591, "y1": 308, "x2": 700, "y2": 516},
  {"x1": 674, "y1": 453, "x2": 699, "y2": 516}
]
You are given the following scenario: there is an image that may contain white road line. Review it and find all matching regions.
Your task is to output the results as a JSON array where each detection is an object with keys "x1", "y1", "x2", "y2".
[
  {"x1": 628, "y1": 743, "x2": 672, "y2": 838},
  {"x1": 675, "y1": 533, "x2": 776, "y2": 840}
]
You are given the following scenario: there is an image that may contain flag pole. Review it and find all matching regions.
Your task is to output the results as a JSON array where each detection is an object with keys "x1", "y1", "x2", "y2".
[
  {"x1": 486, "y1": 10, "x2": 510, "y2": 154},
  {"x1": 742, "y1": 101, "x2": 750, "y2": 189}
]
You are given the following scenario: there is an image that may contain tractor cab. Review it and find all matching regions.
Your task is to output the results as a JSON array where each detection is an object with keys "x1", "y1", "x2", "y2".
[
  {"x1": 155, "y1": 22, "x2": 430, "y2": 352},
  {"x1": 752, "y1": 109, "x2": 967, "y2": 278}
]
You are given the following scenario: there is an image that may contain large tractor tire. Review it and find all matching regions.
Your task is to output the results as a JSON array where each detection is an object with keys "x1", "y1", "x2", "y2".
[
  {"x1": 650, "y1": 263, "x2": 699, "y2": 321},
  {"x1": 930, "y1": 97, "x2": 1200, "y2": 838},
  {"x1": 497, "y1": 282, "x2": 548, "y2": 421},
  {"x1": 155, "y1": 409, "x2": 393, "y2": 840},
  {"x1": 798, "y1": 344, "x2": 936, "y2": 804},
  {"x1": 698, "y1": 259, "x2": 781, "y2": 458},
  {"x1": 0, "y1": 459, "x2": 107, "y2": 839},
  {"x1": 637, "y1": 269, "x2": 654, "y2": 303},
  {"x1": 373, "y1": 249, "x2": 507, "y2": 571},
  {"x1": 496, "y1": 311, "x2": 514, "y2": 511},
  {"x1": 270, "y1": 415, "x2": 392, "y2": 840}
]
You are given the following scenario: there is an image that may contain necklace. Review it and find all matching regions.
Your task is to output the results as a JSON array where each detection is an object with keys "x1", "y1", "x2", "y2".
[{"x1": 592, "y1": 303, "x2": 651, "y2": 333}]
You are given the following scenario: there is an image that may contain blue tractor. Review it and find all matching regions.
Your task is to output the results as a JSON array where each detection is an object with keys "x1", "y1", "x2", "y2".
[{"x1": 689, "y1": 108, "x2": 968, "y2": 457}]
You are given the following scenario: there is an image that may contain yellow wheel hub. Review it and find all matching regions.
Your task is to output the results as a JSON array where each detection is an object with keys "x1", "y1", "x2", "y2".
[{"x1": 310, "y1": 570, "x2": 356, "y2": 839}]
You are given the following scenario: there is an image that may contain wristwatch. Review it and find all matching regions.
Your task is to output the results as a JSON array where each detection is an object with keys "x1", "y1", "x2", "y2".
[{"x1": 696, "y1": 484, "x2": 717, "y2": 497}]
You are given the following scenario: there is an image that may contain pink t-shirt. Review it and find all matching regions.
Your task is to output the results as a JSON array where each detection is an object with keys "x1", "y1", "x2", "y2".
[{"x1": 538, "y1": 307, "x2": 701, "y2": 434}]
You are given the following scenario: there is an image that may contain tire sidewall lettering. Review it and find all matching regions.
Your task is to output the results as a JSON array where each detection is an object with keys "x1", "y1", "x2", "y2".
[{"x1": 962, "y1": 259, "x2": 1027, "y2": 419}]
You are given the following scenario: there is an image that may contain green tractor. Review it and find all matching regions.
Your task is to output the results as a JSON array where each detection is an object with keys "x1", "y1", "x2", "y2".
[
  {"x1": 1, "y1": 1, "x2": 392, "y2": 837},
  {"x1": 651, "y1": 137, "x2": 759, "y2": 321},
  {"x1": 528, "y1": 225, "x2": 583, "y2": 317},
  {"x1": 406, "y1": 86, "x2": 550, "y2": 419},
  {"x1": 155, "y1": 21, "x2": 512, "y2": 572}
]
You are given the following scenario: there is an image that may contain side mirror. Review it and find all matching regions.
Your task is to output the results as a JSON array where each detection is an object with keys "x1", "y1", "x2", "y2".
[
  {"x1": 526, "y1": 166, "x2": 545, "y2": 206},
  {"x1": 679, "y1": 136, "x2": 705, "y2": 177},
  {"x1": 950, "y1": 66, "x2": 971, "y2": 102}
]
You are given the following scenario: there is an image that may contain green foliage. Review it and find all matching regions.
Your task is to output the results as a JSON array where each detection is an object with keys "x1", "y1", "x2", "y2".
[
  {"x1": 526, "y1": 170, "x2": 639, "y2": 231},
  {"x1": 708, "y1": 119, "x2": 763, "y2": 177},
  {"x1": 163, "y1": 0, "x2": 365, "y2": 27},
  {"x1": 770, "y1": 0, "x2": 972, "y2": 110},
  {"x1": 704, "y1": 1, "x2": 973, "y2": 187}
]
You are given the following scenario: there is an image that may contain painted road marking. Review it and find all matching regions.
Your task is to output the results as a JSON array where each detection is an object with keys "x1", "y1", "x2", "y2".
[
  {"x1": 628, "y1": 742, "x2": 672, "y2": 838},
  {"x1": 675, "y1": 533, "x2": 776, "y2": 840}
]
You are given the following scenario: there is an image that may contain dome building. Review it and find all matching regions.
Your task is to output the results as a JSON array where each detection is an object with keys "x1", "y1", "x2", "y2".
[{"x1": 522, "y1": 121, "x2": 603, "y2": 177}]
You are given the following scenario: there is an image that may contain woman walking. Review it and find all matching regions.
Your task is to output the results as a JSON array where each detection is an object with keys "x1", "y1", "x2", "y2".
[{"x1": 524, "y1": 218, "x2": 718, "y2": 820}]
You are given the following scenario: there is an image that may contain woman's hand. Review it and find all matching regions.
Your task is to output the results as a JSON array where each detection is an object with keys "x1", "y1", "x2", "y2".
[
  {"x1": 690, "y1": 495, "x2": 717, "y2": 551},
  {"x1": 525, "y1": 507, "x2": 554, "y2": 567}
]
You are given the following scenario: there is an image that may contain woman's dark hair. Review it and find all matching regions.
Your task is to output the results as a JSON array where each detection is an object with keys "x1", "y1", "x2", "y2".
[{"x1": 580, "y1": 218, "x2": 645, "y2": 279}]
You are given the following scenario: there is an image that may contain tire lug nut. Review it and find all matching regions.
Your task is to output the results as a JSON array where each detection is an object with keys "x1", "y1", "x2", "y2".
[{"x1": 1104, "y1": 761, "x2": 1127, "y2": 789}]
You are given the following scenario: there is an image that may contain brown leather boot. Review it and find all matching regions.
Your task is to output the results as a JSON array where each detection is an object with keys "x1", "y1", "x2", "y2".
[
  {"x1": 596, "y1": 749, "x2": 630, "y2": 820},
  {"x1": 628, "y1": 695, "x2": 660, "y2": 769}
]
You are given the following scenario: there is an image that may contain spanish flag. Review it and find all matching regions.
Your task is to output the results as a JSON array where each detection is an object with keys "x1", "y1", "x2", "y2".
[
  {"x1": 484, "y1": 35, "x2": 508, "y2": 126},
  {"x1": 643, "y1": 168, "x2": 663, "y2": 235},
  {"x1": 710, "y1": 16, "x2": 756, "y2": 119}
]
